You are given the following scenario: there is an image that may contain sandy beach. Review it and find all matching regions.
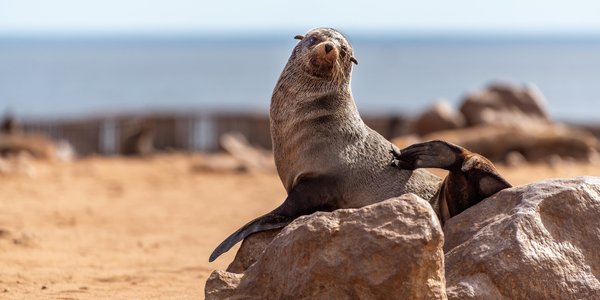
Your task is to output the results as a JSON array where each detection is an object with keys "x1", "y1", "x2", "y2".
[{"x1": 1, "y1": 153, "x2": 600, "y2": 299}]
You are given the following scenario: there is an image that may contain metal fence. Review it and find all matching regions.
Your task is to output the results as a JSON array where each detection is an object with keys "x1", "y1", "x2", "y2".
[{"x1": 20, "y1": 112, "x2": 410, "y2": 156}]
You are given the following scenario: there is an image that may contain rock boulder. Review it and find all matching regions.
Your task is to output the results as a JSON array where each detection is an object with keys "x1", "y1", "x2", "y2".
[
  {"x1": 414, "y1": 100, "x2": 466, "y2": 136},
  {"x1": 459, "y1": 82, "x2": 551, "y2": 127},
  {"x1": 206, "y1": 176, "x2": 600, "y2": 299},
  {"x1": 393, "y1": 124, "x2": 600, "y2": 163},
  {"x1": 444, "y1": 177, "x2": 600, "y2": 299},
  {"x1": 206, "y1": 194, "x2": 447, "y2": 300}
]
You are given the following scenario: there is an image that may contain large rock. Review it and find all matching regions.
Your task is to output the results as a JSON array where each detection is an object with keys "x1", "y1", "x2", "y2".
[
  {"x1": 226, "y1": 229, "x2": 281, "y2": 274},
  {"x1": 414, "y1": 100, "x2": 466, "y2": 136},
  {"x1": 459, "y1": 82, "x2": 551, "y2": 127},
  {"x1": 206, "y1": 194, "x2": 446, "y2": 300},
  {"x1": 444, "y1": 177, "x2": 600, "y2": 299}
]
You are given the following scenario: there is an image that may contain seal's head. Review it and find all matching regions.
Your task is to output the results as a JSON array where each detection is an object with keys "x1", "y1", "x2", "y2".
[{"x1": 290, "y1": 27, "x2": 357, "y2": 84}]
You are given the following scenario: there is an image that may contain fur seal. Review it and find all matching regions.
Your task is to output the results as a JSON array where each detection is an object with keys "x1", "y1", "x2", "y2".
[
  {"x1": 209, "y1": 28, "x2": 440, "y2": 262},
  {"x1": 120, "y1": 120, "x2": 155, "y2": 156},
  {"x1": 209, "y1": 28, "x2": 509, "y2": 262},
  {"x1": 391, "y1": 140, "x2": 512, "y2": 225}
]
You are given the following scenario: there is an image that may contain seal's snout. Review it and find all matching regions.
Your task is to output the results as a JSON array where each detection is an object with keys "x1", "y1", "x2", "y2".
[
  {"x1": 316, "y1": 42, "x2": 338, "y2": 59},
  {"x1": 304, "y1": 40, "x2": 347, "y2": 81},
  {"x1": 312, "y1": 42, "x2": 339, "y2": 68}
]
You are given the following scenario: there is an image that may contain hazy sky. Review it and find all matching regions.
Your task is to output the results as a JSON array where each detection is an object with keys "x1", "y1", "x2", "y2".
[{"x1": 2, "y1": 0, "x2": 600, "y2": 35}]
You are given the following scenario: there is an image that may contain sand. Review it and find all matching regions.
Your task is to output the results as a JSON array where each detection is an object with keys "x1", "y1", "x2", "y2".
[{"x1": 1, "y1": 153, "x2": 599, "y2": 299}]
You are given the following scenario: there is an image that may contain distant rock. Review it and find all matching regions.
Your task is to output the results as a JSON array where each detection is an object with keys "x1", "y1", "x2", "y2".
[
  {"x1": 414, "y1": 100, "x2": 466, "y2": 136},
  {"x1": 220, "y1": 132, "x2": 275, "y2": 173},
  {"x1": 393, "y1": 124, "x2": 600, "y2": 163},
  {"x1": 205, "y1": 194, "x2": 446, "y2": 300},
  {"x1": 392, "y1": 83, "x2": 600, "y2": 163},
  {"x1": 504, "y1": 150, "x2": 526, "y2": 167},
  {"x1": 190, "y1": 132, "x2": 276, "y2": 174},
  {"x1": 444, "y1": 177, "x2": 600, "y2": 299},
  {"x1": 459, "y1": 82, "x2": 551, "y2": 127},
  {"x1": 0, "y1": 133, "x2": 66, "y2": 161}
]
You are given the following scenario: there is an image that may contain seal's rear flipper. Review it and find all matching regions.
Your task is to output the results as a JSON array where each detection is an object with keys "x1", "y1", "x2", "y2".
[
  {"x1": 209, "y1": 175, "x2": 340, "y2": 262},
  {"x1": 209, "y1": 212, "x2": 291, "y2": 262}
]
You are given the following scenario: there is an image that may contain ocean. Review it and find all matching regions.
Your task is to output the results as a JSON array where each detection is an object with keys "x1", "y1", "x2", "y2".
[{"x1": 1, "y1": 35, "x2": 599, "y2": 122}]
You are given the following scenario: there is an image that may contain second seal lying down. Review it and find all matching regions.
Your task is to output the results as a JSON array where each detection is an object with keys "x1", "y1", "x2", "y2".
[{"x1": 209, "y1": 27, "x2": 511, "y2": 262}]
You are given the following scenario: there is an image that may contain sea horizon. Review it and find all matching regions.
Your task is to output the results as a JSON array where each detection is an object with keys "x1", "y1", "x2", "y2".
[{"x1": 1, "y1": 32, "x2": 599, "y2": 122}]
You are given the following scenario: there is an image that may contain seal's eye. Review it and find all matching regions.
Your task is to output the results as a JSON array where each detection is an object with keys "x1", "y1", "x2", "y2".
[
  {"x1": 306, "y1": 36, "x2": 317, "y2": 46},
  {"x1": 340, "y1": 46, "x2": 348, "y2": 58}
]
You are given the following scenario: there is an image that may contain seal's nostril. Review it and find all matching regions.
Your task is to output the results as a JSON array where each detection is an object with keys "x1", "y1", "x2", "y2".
[{"x1": 325, "y1": 44, "x2": 333, "y2": 53}]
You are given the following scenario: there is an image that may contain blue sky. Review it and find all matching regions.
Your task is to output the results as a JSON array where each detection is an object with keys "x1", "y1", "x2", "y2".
[{"x1": 1, "y1": 0, "x2": 600, "y2": 35}]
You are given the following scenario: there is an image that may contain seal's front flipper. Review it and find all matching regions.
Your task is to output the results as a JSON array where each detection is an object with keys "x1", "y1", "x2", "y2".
[
  {"x1": 391, "y1": 140, "x2": 464, "y2": 171},
  {"x1": 208, "y1": 175, "x2": 340, "y2": 262}
]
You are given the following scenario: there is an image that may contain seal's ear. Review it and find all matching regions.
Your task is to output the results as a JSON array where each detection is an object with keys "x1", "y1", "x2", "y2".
[
  {"x1": 294, "y1": 35, "x2": 304, "y2": 40},
  {"x1": 350, "y1": 57, "x2": 358, "y2": 65}
]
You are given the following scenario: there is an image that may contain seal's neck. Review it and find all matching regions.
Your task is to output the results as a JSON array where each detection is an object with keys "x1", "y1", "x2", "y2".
[
  {"x1": 270, "y1": 67, "x2": 361, "y2": 126},
  {"x1": 269, "y1": 62, "x2": 369, "y2": 191}
]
